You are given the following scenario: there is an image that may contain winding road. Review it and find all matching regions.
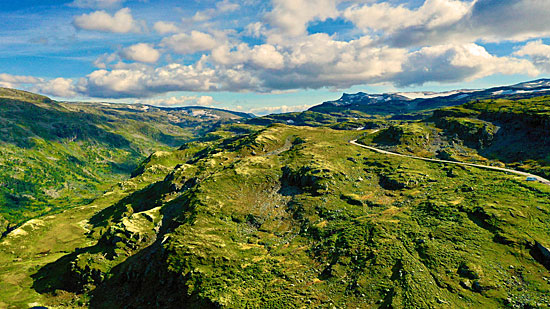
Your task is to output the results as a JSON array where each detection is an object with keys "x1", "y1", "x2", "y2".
[{"x1": 350, "y1": 137, "x2": 550, "y2": 186}]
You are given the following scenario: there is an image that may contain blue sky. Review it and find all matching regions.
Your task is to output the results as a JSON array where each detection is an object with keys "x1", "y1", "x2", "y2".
[{"x1": 1, "y1": 0, "x2": 550, "y2": 114}]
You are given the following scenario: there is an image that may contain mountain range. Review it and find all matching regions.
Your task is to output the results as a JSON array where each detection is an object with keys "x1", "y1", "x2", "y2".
[
  {"x1": 0, "y1": 80, "x2": 550, "y2": 308},
  {"x1": 310, "y1": 79, "x2": 550, "y2": 115}
]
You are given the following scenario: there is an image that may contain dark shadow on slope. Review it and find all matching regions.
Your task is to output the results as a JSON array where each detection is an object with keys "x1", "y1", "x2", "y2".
[
  {"x1": 530, "y1": 242, "x2": 550, "y2": 271},
  {"x1": 31, "y1": 245, "x2": 116, "y2": 294},
  {"x1": 0, "y1": 98, "x2": 133, "y2": 149},
  {"x1": 89, "y1": 180, "x2": 172, "y2": 228}
]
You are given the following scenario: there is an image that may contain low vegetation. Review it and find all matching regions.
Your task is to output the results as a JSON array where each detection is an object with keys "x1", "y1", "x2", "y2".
[
  {"x1": 1, "y1": 88, "x2": 550, "y2": 308},
  {"x1": 0, "y1": 89, "x2": 250, "y2": 233}
]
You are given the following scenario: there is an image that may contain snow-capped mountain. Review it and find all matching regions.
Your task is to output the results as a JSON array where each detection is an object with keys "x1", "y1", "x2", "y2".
[{"x1": 310, "y1": 79, "x2": 550, "y2": 115}]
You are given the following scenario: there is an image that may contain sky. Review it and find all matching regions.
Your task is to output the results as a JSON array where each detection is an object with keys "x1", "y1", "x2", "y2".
[{"x1": 1, "y1": 0, "x2": 550, "y2": 115}]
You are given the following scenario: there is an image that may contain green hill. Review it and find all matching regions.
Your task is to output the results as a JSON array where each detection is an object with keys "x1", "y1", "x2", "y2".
[
  {"x1": 1, "y1": 89, "x2": 550, "y2": 308},
  {"x1": 0, "y1": 89, "x2": 251, "y2": 234}
]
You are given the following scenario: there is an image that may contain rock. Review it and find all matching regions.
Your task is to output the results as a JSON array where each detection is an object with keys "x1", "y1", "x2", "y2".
[
  {"x1": 460, "y1": 280, "x2": 472, "y2": 289},
  {"x1": 472, "y1": 281, "x2": 484, "y2": 292},
  {"x1": 534, "y1": 242, "x2": 550, "y2": 266},
  {"x1": 458, "y1": 263, "x2": 481, "y2": 279}
]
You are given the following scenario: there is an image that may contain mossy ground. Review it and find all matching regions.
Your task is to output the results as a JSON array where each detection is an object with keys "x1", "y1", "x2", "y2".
[
  {"x1": 0, "y1": 93, "x2": 248, "y2": 231},
  {"x1": 5, "y1": 123, "x2": 546, "y2": 308},
  {"x1": 1, "y1": 93, "x2": 550, "y2": 308}
]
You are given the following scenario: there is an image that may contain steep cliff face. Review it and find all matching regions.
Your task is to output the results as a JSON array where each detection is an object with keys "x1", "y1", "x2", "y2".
[
  {"x1": 430, "y1": 97, "x2": 550, "y2": 178},
  {"x1": 434, "y1": 117, "x2": 498, "y2": 149}
]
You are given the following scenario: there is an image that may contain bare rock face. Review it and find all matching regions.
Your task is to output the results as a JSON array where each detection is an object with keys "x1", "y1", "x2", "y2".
[{"x1": 535, "y1": 242, "x2": 550, "y2": 267}]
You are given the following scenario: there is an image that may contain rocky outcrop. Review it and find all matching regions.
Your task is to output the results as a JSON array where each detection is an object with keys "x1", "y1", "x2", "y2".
[
  {"x1": 534, "y1": 242, "x2": 550, "y2": 268},
  {"x1": 434, "y1": 117, "x2": 498, "y2": 149}
]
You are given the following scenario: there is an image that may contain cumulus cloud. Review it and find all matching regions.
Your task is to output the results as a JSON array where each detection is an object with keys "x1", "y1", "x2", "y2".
[
  {"x1": 0, "y1": 73, "x2": 41, "y2": 88},
  {"x1": 73, "y1": 8, "x2": 144, "y2": 33},
  {"x1": 138, "y1": 95, "x2": 216, "y2": 106},
  {"x1": 394, "y1": 43, "x2": 539, "y2": 86},
  {"x1": 265, "y1": 0, "x2": 340, "y2": 39},
  {"x1": 120, "y1": 43, "x2": 161, "y2": 63},
  {"x1": 161, "y1": 31, "x2": 218, "y2": 54},
  {"x1": 0, "y1": 74, "x2": 79, "y2": 98},
  {"x1": 216, "y1": 0, "x2": 240, "y2": 13},
  {"x1": 344, "y1": 0, "x2": 470, "y2": 34},
  {"x1": 70, "y1": 32, "x2": 543, "y2": 99},
  {"x1": 76, "y1": 61, "x2": 218, "y2": 98},
  {"x1": 69, "y1": 0, "x2": 125, "y2": 9},
  {"x1": 185, "y1": 0, "x2": 240, "y2": 23},
  {"x1": 245, "y1": 22, "x2": 265, "y2": 38},
  {"x1": 515, "y1": 40, "x2": 550, "y2": 72},
  {"x1": 7, "y1": 0, "x2": 549, "y2": 101},
  {"x1": 248, "y1": 104, "x2": 313, "y2": 115},
  {"x1": 153, "y1": 21, "x2": 180, "y2": 34},
  {"x1": 34, "y1": 78, "x2": 78, "y2": 98},
  {"x1": 250, "y1": 44, "x2": 285, "y2": 69},
  {"x1": 345, "y1": 0, "x2": 550, "y2": 47}
]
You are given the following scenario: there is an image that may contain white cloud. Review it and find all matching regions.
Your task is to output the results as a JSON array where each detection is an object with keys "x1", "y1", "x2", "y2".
[
  {"x1": 138, "y1": 95, "x2": 216, "y2": 106},
  {"x1": 10, "y1": 0, "x2": 548, "y2": 100},
  {"x1": 73, "y1": 8, "x2": 143, "y2": 33},
  {"x1": 211, "y1": 44, "x2": 251, "y2": 66},
  {"x1": 394, "y1": 43, "x2": 539, "y2": 86},
  {"x1": 248, "y1": 104, "x2": 313, "y2": 115},
  {"x1": 72, "y1": 33, "x2": 542, "y2": 98},
  {"x1": 250, "y1": 44, "x2": 285, "y2": 69},
  {"x1": 0, "y1": 74, "x2": 78, "y2": 98},
  {"x1": 34, "y1": 78, "x2": 78, "y2": 98},
  {"x1": 347, "y1": 0, "x2": 550, "y2": 47},
  {"x1": 344, "y1": 0, "x2": 470, "y2": 34},
  {"x1": 216, "y1": 0, "x2": 240, "y2": 13},
  {"x1": 515, "y1": 40, "x2": 550, "y2": 72},
  {"x1": 191, "y1": 11, "x2": 211, "y2": 22},
  {"x1": 186, "y1": 0, "x2": 240, "y2": 23},
  {"x1": 265, "y1": 0, "x2": 340, "y2": 39},
  {"x1": 245, "y1": 22, "x2": 265, "y2": 38},
  {"x1": 0, "y1": 73, "x2": 41, "y2": 88},
  {"x1": 69, "y1": 0, "x2": 125, "y2": 9},
  {"x1": 153, "y1": 21, "x2": 180, "y2": 34},
  {"x1": 161, "y1": 31, "x2": 218, "y2": 54},
  {"x1": 120, "y1": 43, "x2": 161, "y2": 63},
  {"x1": 77, "y1": 61, "x2": 218, "y2": 98},
  {"x1": 93, "y1": 52, "x2": 120, "y2": 69}
]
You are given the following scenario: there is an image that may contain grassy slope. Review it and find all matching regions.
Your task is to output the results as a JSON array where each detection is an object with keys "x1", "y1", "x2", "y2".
[
  {"x1": 358, "y1": 95, "x2": 550, "y2": 179},
  {"x1": 1, "y1": 93, "x2": 550, "y2": 308},
  {"x1": 0, "y1": 148, "x2": 181, "y2": 307},
  {"x1": 11, "y1": 122, "x2": 549, "y2": 308},
  {"x1": 0, "y1": 89, "x2": 247, "y2": 229}
]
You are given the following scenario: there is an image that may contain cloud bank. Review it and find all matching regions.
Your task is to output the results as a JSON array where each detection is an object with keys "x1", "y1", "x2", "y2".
[{"x1": 4, "y1": 0, "x2": 550, "y2": 103}]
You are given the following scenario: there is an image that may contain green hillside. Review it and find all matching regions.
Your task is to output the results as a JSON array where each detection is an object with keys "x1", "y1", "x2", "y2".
[
  {"x1": 1, "y1": 90, "x2": 550, "y2": 308},
  {"x1": 0, "y1": 89, "x2": 250, "y2": 234}
]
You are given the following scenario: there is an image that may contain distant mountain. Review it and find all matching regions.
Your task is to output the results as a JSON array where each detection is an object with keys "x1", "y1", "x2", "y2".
[
  {"x1": 158, "y1": 105, "x2": 255, "y2": 119},
  {"x1": 310, "y1": 78, "x2": 550, "y2": 115}
]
